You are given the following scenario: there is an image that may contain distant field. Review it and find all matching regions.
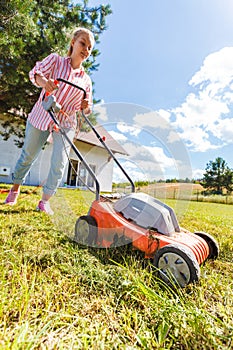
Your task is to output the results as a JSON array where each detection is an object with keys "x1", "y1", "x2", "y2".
[
  {"x1": 116, "y1": 182, "x2": 233, "y2": 204},
  {"x1": 140, "y1": 182, "x2": 203, "y2": 199}
]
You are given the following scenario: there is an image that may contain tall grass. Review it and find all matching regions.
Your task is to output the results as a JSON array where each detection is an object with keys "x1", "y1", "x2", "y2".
[{"x1": 0, "y1": 185, "x2": 232, "y2": 349}]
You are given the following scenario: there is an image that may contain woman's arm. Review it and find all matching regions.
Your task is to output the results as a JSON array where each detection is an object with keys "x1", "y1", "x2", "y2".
[
  {"x1": 35, "y1": 74, "x2": 58, "y2": 93},
  {"x1": 29, "y1": 53, "x2": 58, "y2": 88}
]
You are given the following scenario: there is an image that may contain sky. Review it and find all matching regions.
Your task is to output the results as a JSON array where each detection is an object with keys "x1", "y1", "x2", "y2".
[{"x1": 86, "y1": 0, "x2": 233, "y2": 182}]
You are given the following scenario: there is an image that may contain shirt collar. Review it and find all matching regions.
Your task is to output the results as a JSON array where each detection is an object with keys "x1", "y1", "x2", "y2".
[{"x1": 66, "y1": 56, "x2": 84, "y2": 77}]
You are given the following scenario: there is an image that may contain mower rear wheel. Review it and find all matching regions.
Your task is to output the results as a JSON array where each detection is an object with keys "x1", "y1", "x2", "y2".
[
  {"x1": 153, "y1": 244, "x2": 200, "y2": 287},
  {"x1": 194, "y1": 231, "x2": 219, "y2": 260},
  {"x1": 75, "y1": 215, "x2": 97, "y2": 246}
]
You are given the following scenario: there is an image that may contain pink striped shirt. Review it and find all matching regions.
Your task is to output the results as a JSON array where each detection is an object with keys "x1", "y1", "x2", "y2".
[{"x1": 28, "y1": 53, "x2": 92, "y2": 130}]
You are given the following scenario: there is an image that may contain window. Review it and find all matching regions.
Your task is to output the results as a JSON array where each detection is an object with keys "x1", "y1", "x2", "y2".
[
  {"x1": 67, "y1": 160, "x2": 79, "y2": 186},
  {"x1": 67, "y1": 160, "x2": 96, "y2": 188}
]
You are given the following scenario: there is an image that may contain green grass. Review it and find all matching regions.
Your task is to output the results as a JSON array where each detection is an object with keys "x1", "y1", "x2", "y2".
[{"x1": 0, "y1": 186, "x2": 232, "y2": 349}]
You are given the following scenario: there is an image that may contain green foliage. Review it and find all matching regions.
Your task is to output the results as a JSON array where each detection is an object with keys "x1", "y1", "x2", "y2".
[
  {"x1": 0, "y1": 186, "x2": 232, "y2": 349},
  {"x1": 201, "y1": 157, "x2": 233, "y2": 194},
  {"x1": 0, "y1": 0, "x2": 111, "y2": 145},
  {"x1": 135, "y1": 180, "x2": 149, "y2": 187}
]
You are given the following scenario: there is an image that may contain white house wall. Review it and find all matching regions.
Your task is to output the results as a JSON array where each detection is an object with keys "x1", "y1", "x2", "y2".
[
  {"x1": 0, "y1": 134, "x2": 113, "y2": 192},
  {"x1": 0, "y1": 134, "x2": 52, "y2": 186},
  {"x1": 70, "y1": 141, "x2": 113, "y2": 192}
]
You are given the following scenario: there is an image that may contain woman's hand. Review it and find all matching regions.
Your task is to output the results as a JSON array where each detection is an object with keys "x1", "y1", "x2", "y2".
[
  {"x1": 35, "y1": 75, "x2": 58, "y2": 93},
  {"x1": 44, "y1": 79, "x2": 59, "y2": 93},
  {"x1": 81, "y1": 98, "x2": 91, "y2": 115}
]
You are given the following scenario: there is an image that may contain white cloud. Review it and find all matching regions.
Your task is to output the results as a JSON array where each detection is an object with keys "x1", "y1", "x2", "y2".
[
  {"x1": 210, "y1": 117, "x2": 233, "y2": 143},
  {"x1": 189, "y1": 47, "x2": 233, "y2": 87},
  {"x1": 115, "y1": 142, "x2": 179, "y2": 181},
  {"x1": 116, "y1": 122, "x2": 141, "y2": 137},
  {"x1": 94, "y1": 104, "x2": 108, "y2": 121},
  {"x1": 192, "y1": 168, "x2": 205, "y2": 180},
  {"x1": 157, "y1": 109, "x2": 171, "y2": 123},
  {"x1": 179, "y1": 129, "x2": 219, "y2": 152},
  {"x1": 173, "y1": 92, "x2": 229, "y2": 129},
  {"x1": 169, "y1": 47, "x2": 233, "y2": 152},
  {"x1": 112, "y1": 160, "x2": 148, "y2": 183},
  {"x1": 167, "y1": 130, "x2": 181, "y2": 143},
  {"x1": 134, "y1": 111, "x2": 171, "y2": 130},
  {"x1": 108, "y1": 130, "x2": 127, "y2": 141},
  {"x1": 144, "y1": 145, "x2": 175, "y2": 169}
]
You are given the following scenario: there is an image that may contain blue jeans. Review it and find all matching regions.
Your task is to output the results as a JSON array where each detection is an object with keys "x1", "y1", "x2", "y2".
[{"x1": 13, "y1": 120, "x2": 75, "y2": 196}]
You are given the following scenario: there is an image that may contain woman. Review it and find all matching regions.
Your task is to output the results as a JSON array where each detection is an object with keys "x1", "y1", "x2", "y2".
[{"x1": 5, "y1": 27, "x2": 95, "y2": 215}]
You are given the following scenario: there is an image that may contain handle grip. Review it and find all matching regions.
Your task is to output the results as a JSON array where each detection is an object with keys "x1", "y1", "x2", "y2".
[{"x1": 45, "y1": 80, "x2": 59, "y2": 96}]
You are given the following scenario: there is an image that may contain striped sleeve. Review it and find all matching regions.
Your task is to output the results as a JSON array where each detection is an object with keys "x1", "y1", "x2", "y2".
[
  {"x1": 29, "y1": 53, "x2": 58, "y2": 87},
  {"x1": 85, "y1": 74, "x2": 93, "y2": 112}
]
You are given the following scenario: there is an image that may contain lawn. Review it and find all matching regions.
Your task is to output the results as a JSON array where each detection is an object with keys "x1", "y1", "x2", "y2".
[{"x1": 0, "y1": 186, "x2": 232, "y2": 349}]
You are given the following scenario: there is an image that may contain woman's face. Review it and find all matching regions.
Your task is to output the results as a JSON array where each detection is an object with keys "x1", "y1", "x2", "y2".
[{"x1": 71, "y1": 33, "x2": 93, "y2": 64}]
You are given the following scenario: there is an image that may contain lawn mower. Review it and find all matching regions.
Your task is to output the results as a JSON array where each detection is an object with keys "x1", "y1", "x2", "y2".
[{"x1": 43, "y1": 79, "x2": 219, "y2": 288}]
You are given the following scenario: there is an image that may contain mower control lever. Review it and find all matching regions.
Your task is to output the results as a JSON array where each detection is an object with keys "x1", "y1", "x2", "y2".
[
  {"x1": 42, "y1": 94, "x2": 61, "y2": 113},
  {"x1": 42, "y1": 79, "x2": 61, "y2": 113}
]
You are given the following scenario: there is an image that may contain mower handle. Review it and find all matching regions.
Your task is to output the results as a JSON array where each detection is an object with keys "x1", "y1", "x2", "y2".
[
  {"x1": 49, "y1": 77, "x2": 135, "y2": 194},
  {"x1": 42, "y1": 77, "x2": 87, "y2": 113},
  {"x1": 80, "y1": 110, "x2": 135, "y2": 193},
  {"x1": 42, "y1": 77, "x2": 100, "y2": 200},
  {"x1": 56, "y1": 78, "x2": 87, "y2": 99},
  {"x1": 43, "y1": 78, "x2": 87, "y2": 99}
]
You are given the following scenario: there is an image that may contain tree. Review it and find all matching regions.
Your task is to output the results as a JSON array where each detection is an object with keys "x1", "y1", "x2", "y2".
[
  {"x1": 201, "y1": 157, "x2": 233, "y2": 194},
  {"x1": 224, "y1": 168, "x2": 233, "y2": 194},
  {"x1": 0, "y1": 0, "x2": 111, "y2": 146}
]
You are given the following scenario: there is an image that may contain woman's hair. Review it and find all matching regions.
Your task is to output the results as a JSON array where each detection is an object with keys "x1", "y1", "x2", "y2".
[{"x1": 67, "y1": 27, "x2": 95, "y2": 57}]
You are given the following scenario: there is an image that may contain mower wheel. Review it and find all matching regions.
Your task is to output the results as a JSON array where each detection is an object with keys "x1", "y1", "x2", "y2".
[
  {"x1": 75, "y1": 215, "x2": 97, "y2": 247},
  {"x1": 153, "y1": 244, "x2": 200, "y2": 287},
  {"x1": 194, "y1": 232, "x2": 219, "y2": 260}
]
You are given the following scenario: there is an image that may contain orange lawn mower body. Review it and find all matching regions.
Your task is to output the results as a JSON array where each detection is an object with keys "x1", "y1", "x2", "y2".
[{"x1": 76, "y1": 192, "x2": 219, "y2": 287}]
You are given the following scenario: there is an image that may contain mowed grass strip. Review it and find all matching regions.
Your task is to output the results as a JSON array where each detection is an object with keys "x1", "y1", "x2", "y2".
[{"x1": 0, "y1": 186, "x2": 232, "y2": 349}]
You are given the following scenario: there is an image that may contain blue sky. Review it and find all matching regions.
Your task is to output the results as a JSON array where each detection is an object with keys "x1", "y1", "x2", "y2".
[{"x1": 87, "y1": 0, "x2": 233, "y2": 182}]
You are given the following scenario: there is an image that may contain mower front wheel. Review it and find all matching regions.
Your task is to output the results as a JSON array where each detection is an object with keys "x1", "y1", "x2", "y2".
[
  {"x1": 75, "y1": 215, "x2": 97, "y2": 247},
  {"x1": 153, "y1": 244, "x2": 200, "y2": 287},
  {"x1": 194, "y1": 232, "x2": 219, "y2": 260}
]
